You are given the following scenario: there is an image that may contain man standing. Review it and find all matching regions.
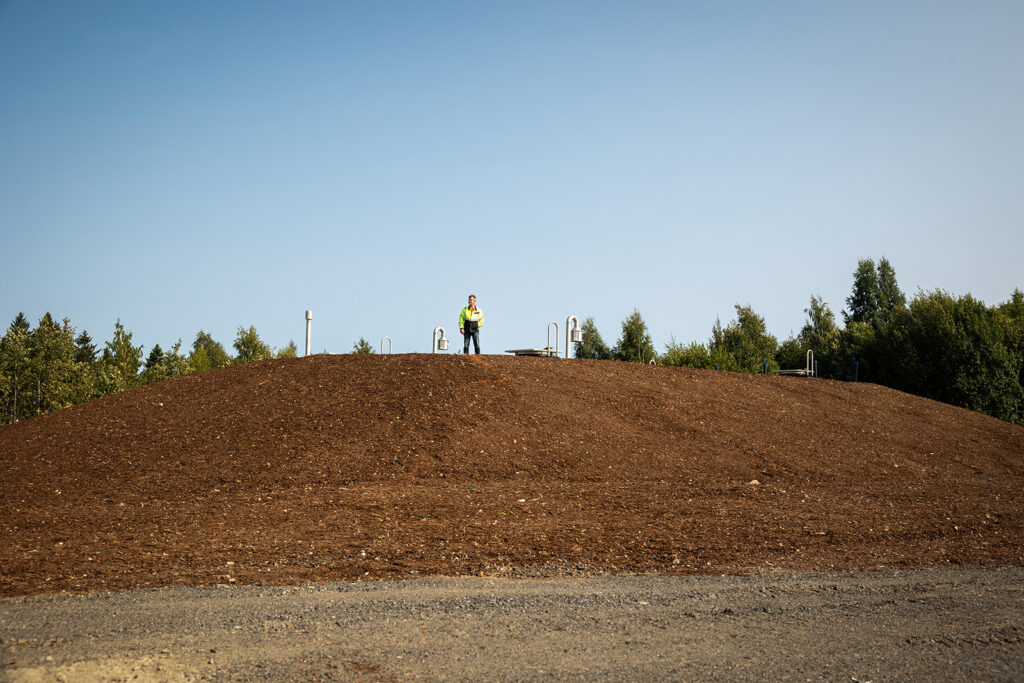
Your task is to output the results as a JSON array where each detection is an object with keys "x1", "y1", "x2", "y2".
[{"x1": 459, "y1": 294, "x2": 484, "y2": 354}]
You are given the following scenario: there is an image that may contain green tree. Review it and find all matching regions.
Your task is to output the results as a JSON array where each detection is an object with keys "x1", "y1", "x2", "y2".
[
  {"x1": 614, "y1": 309, "x2": 657, "y2": 363},
  {"x1": 9, "y1": 313, "x2": 30, "y2": 334},
  {"x1": 188, "y1": 346, "x2": 211, "y2": 373},
  {"x1": 26, "y1": 314, "x2": 82, "y2": 417},
  {"x1": 774, "y1": 336, "x2": 805, "y2": 371},
  {"x1": 832, "y1": 321, "x2": 877, "y2": 382},
  {"x1": 876, "y1": 257, "x2": 906, "y2": 324},
  {"x1": 661, "y1": 338, "x2": 717, "y2": 369},
  {"x1": 189, "y1": 330, "x2": 232, "y2": 371},
  {"x1": 997, "y1": 289, "x2": 1024, "y2": 393},
  {"x1": 575, "y1": 317, "x2": 613, "y2": 360},
  {"x1": 74, "y1": 330, "x2": 97, "y2": 364},
  {"x1": 141, "y1": 340, "x2": 191, "y2": 384},
  {"x1": 277, "y1": 340, "x2": 298, "y2": 358},
  {"x1": 844, "y1": 258, "x2": 880, "y2": 325},
  {"x1": 352, "y1": 337, "x2": 375, "y2": 354},
  {"x1": 1, "y1": 313, "x2": 33, "y2": 422},
  {"x1": 99, "y1": 319, "x2": 143, "y2": 394},
  {"x1": 797, "y1": 295, "x2": 840, "y2": 377},
  {"x1": 144, "y1": 344, "x2": 165, "y2": 371},
  {"x1": 881, "y1": 291, "x2": 1022, "y2": 424},
  {"x1": 999, "y1": 288, "x2": 1024, "y2": 319},
  {"x1": 844, "y1": 257, "x2": 905, "y2": 327},
  {"x1": 233, "y1": 325, "x2": 272, "y2": 364},
  {"x1": 709, "y1": 305, "x2": 778, "y2": 373}
]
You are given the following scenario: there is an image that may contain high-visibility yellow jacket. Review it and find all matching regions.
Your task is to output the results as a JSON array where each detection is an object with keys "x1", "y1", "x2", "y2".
[{"x1": 459, "y1": 306, "x2": 484, "y2": 331}]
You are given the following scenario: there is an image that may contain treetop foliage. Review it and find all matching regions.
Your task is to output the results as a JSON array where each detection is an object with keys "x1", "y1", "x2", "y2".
[
  {"x1": 277, "y1": 340, "x2": 299, "y2": 358},
  {"x1": 615, "y1": 309, "x2": 657, "y2": 363},
  {"x1": 709, "y1": 305, "x2": 779, "y2": 374},
  {"x1": 844, "y1": 257, "x2": 906, "y2": 327},
  {"x1": 233, "y1": 325, "x2": 272, "y2": 364},
  {"x1": 0, "y1": 318, "x2": 298, "y2": 425},
  {"x1": 575, "y1": 317, "x2": 613, "y2": 360},
  {"x1": 352, "y1": 337, "x2": 375, "y2": 354},
  {"x1": 192, "y1": 330, "x2": 232, "y2": 371}
]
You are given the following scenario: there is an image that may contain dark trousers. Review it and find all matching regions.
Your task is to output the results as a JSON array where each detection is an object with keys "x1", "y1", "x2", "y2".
[{"x1": 463, "y1": 330, "x2": 480, "y2": 354}]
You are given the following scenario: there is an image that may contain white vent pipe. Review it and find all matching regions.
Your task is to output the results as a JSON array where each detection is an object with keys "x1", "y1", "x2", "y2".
[
  {"x1": 565, "y1": 315, "x2": 581, "y2": 359},
  {"x1": 433, "y1": 326, "x2": 449, "y2": 353},
  {"x1": 305, "y1": 310, "x2": 313, "y2": 356},
  {"x1": 381, "y1": 336, "x2": 392, "y2": 354}
]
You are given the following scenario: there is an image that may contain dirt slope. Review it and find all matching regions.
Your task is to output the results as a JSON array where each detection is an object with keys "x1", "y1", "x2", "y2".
[{"x1": 2, "y1": 354, "x2": 1022, "y2": 597}]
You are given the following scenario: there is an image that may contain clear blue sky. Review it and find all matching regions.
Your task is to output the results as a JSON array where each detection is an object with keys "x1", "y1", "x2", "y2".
[{"x1": 2, "y1": 1, "x2": 1022, "y2": 356}]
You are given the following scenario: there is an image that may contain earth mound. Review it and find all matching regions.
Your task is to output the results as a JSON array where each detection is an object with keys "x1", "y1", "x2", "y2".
[{"x1": 2, "y1": 354, "x2": 1022, "y2": 597}]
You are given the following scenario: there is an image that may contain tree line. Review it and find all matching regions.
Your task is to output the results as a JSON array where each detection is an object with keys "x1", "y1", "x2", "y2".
[
  {"x1": 3, "y1": 258, "x2": 1022, "y2": 427},
  {"x1": 576, "y1": 258, "x2": 1024, "y2": 427},
  {"x1": 0, "y1": 319, "x2": 296, "y2": 424}
]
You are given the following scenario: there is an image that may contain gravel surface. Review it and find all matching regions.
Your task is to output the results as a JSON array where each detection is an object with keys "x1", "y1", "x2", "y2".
[{"x1": 3, "y1": 567, "x2": 1023, "y2": 681}]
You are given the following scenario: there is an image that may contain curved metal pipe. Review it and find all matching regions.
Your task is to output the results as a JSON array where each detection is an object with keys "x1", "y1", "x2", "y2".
[
  {"x1": 565, "y1": 315, "x2": 581, "y2": 360},
  {"x1": 380, "y1": 336, "x2": 392, "y2": 355},
  {"x1": 433, "y1": 326, "x2": 448, "y2": 354},
  {"x1": 547, "y1": 321, "x2": 559, "y2": 357},
  {"x1": 806, "y1": 349, "x2": 814, "y2": 376}
]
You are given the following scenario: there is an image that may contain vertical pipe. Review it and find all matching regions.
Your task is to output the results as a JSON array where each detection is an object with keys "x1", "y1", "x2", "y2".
[
  {"x1": 763, "y1": 361, "x2": 767, "y2": 375},
  {"x1": 814, "y1": 359, "x2": 819, "y2": 378},
  {"x1": 381, "y1": 336, "x2": 392, "y2": 355},
  {"x1": 547, "y1": 322, "x2": 558, "y2": 357},
  {"x1": 854, "y1": 361, "x2": 859, "y2": 382},
  {"x1": 305, "y1": 310, "x2": 313, "y2": 356}
]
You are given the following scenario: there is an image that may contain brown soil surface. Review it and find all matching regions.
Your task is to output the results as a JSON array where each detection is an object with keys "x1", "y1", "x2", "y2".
[{"x1": 2, "y1": 354, "x2": 1022, "y2": 598}]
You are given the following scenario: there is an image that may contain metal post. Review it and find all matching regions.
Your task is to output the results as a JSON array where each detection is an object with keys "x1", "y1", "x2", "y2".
[
  {"x1": 763, "y1": 362, "x2": 767, "y2": 375},
  {"x1": 854, "y1": 361, "x2": 859, "y2": 382},
  {"x1": 304, "y1": 310, "x2": 313, "y2": 356},
  {"x1": 381, "y1": 336, "x2": 392, "y2": 355},
  {"x1": 547, "y1": 321, "x2": 559, "y2": 358},
  {"x1": 814, "y1": 359, "x2": 819, "y2": 378}
]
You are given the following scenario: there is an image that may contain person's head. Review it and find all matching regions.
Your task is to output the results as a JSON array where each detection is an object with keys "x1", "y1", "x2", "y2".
[{"x1": 468, "y1": 294, "x2": 477, "y2": 308}]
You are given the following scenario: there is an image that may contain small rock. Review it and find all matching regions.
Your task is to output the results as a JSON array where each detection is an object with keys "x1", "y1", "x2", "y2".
[{"x1": 749, "y1": 479, "x2": 760, "y2": 485}]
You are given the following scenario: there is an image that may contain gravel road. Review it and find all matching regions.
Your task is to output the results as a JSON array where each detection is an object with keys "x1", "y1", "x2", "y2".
[{"x1": 2, "y1": 567, "x2": 1022, "y2": 681}]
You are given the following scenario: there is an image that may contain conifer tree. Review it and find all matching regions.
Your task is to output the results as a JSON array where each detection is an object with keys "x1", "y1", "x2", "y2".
[
  {"x1": 0, "y1": 313, "x2": 32, "y2": 422},
  {"x1": 876, "y1": 257, "x2": 906, "y2": 325},
  {"x1": 351, "y1": 338, "x2": 375, "y2": 354},
  {"x1": 100, "y1": 320, "x2": 142, "y2": 394},
  {"x1": 27, "y1": 314, "x2": 79, "y2": 416},
  {"x1": 74, "y1": 330, "x2": 97, "y2": 364},
  {"x1": 844, "y1": 259, "x2": 880, "y2": 325},
  {"x1": 144, "y1": 345, "x2": 164, "y2": 370},
  {"x1": 844, "y1": 257, "x2": 905, "y2": 327}
]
